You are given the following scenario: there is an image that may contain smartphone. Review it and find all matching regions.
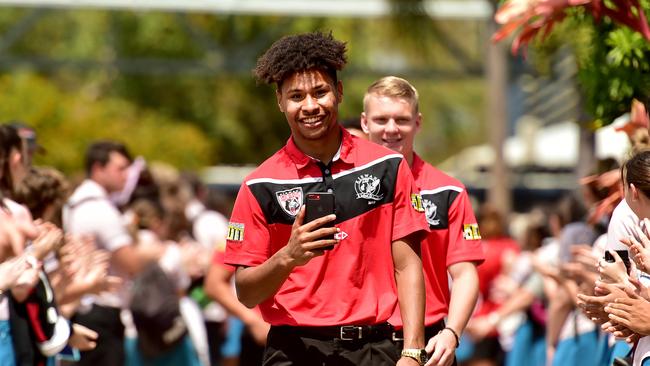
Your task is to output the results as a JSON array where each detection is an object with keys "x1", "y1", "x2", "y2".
[
  {"x1": 604, "y1": 250, "x2": 632, "y2": 272},
  {"x1": 304, "y1": 192, "x2": 336, "y2": 250}
]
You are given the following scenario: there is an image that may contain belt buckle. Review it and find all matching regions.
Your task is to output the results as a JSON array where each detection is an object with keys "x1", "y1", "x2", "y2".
[
  {"x1": 340, "y1": 326, "x2": 362, "y2": 340},
  {"x1": 392, "y1": 332, "x2": 404, "y2": 342}
]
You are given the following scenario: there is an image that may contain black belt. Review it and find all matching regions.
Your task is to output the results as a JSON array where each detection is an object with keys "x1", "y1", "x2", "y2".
[
  {"x1": 391, "y1": 319, "x2": 446, "y2": 342},
  {"x1": 276, "y1": 323, "x2": 395, "y2": 341}
]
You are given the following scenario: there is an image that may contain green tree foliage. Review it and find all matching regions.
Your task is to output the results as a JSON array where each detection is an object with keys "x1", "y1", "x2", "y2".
[
  {"x1": 525, "y1": 8, "x2": 650, "y2": 126},
  {"x1": 0, "y1": 8, "x2": 487, "y2": 169},
  {"x1": 0, "y1": 72, "x2": 212, "y2": 173}
]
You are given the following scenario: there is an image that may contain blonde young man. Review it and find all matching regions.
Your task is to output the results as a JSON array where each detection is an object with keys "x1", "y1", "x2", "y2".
[{"x1": 361, "y1": 76, "x2": 485, "y2": 366}]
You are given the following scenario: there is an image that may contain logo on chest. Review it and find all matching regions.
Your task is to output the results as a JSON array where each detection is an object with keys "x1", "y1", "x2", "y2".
[
  {"x1": 276, "y1": 187, "x2": 303, "y2": 217},
  {"x1": 422, "y1": 199, "x2": 440, "y2": 226},
  {"x1": 354, "y1": 174, "x2": 383, "y2": 202}
]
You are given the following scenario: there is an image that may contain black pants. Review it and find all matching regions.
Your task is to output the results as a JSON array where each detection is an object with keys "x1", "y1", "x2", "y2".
[
  {"x1": 72, "y1": 304, "x2": 125, "y2": 366},
  {"x1": 392, "y1": 320, "x2": 457, "y2": 366},
  {"x1": 205, "y1": 320, "x2": 226, "y2": 366},
  {"x1": 240, "y1": 326, "x2": 266, "y2": 366},
  {"x1": 263, "y1": 326, "x2": 400, "y2": 366}
]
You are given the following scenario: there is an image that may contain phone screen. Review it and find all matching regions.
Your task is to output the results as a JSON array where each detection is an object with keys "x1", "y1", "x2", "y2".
[
  {"x1": 616, "y1": 250, "x2": 631, "y2": 272},
  {"x1": 305, "y1": 192, "x2": 336, "y2": 249},
  {"x1": 604, "y1": 250, "x2": 632, "y2": 273}
]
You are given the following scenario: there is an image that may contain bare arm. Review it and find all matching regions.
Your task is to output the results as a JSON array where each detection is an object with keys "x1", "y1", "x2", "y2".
[
  {"x1": 446, "y1": 261, "x2": 479, "y2": 338},
  {"x1": 204, "y1": 264, "x2": 269, "y2": 344},
  {"x1": 234, "y1": 206, "x2": 338, "y2": 308},
  {"x1": 205, "y1": 265, "x2": 252, "y2": 321},
  {"x1": 494, "y1": 286, "x2": 535, "y2": 321},
  {"x1": 393, "y1": 233, "x2": 425, "y2": 350},
  {"x1": 545, "y1": 279, "x2": 572, "y2": 362},
  {"x1": 426, "y1": 261, "x2": 479, "y2": 366},
  {"x1": 111, "y1": 242, "x2": 164, "y2": 277}
]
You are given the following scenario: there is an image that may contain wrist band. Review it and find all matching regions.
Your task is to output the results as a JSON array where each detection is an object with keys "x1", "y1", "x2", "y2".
[{"x1": 440, "y1": 327, "x2": 460, "y2": 348}]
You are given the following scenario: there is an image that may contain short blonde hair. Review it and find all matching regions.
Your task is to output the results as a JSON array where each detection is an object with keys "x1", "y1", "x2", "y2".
[{"x1": 363, "y1": 76, "x2": 419, "y2": 113}]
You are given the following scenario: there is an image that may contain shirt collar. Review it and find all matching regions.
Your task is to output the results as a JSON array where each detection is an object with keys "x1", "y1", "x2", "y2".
[
  {"x1": 284, "y1": 125, "x2": 355, "y2": 169},
  {"x1": 411, "y1": 153, "x2": 425, "y2": 177}
]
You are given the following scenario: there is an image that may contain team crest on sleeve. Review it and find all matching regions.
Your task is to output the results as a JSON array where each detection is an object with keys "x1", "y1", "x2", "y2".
[
  {"x1": 411, "y1": 193, "x2": 424, "y2": 213},
  {"x1": 422, "y1": 199, "x2": 440, "y2": 225},
  {"x1": 463, "y1": 224, "x2": 481, "y2": 240},
  {"x1": 355, "y1": 174, "x2": 383, "y2": 201},
  {"x1": 227, "y1": 222, "x2": 245, "y2": 241},
  {"x1": 276, "y1": 187, "x2": 303, "y2": 217}
]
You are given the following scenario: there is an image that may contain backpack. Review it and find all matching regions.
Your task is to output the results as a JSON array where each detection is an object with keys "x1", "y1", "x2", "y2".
[
  {"x1": 129, "y1": 263, "x2": 187, "y2": 358},
  {"x1": 9, "y1": 270, "x2": 71, "y2": 366}
]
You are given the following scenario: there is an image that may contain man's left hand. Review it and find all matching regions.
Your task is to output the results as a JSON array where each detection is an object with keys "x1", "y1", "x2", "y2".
[{"x1": 425, "y1": 329, "x2": 456, "y2": 366}]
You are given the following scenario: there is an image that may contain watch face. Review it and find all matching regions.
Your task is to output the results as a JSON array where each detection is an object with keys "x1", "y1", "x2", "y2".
[{"x1": 418, "y1": 349, "x2": 428, "y2": 364}]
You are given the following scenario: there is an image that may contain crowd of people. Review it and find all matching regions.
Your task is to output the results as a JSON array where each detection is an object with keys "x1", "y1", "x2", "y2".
[{"x1": 1, "y1": 30, "x2": 650, "y2": 366}]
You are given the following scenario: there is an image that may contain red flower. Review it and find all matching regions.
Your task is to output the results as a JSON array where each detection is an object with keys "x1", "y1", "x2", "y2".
[{"x1": 493, "y1": 0, "x2": 650, "y2": 54}]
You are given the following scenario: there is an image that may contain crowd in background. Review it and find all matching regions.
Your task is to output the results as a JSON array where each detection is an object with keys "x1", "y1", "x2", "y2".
[
  {"x1": 450, "y1": 101, "x2": 650, "y2": 366},
  {"x1": 0, "y1": 122, "x2": 267, "y2": 366},
  {"x1": 2, "y1": 101, "x2": 650, "y2": 366}
]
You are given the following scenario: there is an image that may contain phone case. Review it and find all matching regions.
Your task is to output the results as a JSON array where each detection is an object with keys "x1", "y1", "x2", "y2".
[{"x1": 305, "y1": 192, "x2": 336, "y2": 248}]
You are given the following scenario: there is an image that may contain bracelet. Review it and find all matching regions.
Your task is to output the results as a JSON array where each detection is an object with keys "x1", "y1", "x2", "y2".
[{"x1": 439, "y1": 327, "x2": 460, "y2": 348}]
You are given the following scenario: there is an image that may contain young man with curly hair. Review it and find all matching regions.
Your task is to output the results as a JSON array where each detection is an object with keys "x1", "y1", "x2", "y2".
[
  {"x1": 223, "y1": 32, "x2": 430, "y2": 366},
  {"x1": 361, "y1": 76, "x2": 485, "y2": 366}
]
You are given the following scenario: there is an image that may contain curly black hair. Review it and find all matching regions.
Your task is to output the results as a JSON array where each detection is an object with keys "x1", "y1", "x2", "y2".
[{"x1": 254, "y1": 31, "x2": 347, "y2": 86}]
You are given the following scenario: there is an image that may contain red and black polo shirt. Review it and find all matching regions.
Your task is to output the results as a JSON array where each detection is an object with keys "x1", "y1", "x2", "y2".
[
  {"x1": 389, "y1": 154, "x2": 485, "y2": 328},
  {"x1": 224, "y1": 127, "x2": 429, "y2": 327}
]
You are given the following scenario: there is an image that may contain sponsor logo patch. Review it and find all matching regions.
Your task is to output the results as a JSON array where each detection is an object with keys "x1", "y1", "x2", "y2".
[
  {"x1": 334, "y1": 231, "x2": 348, "y2": 240},
  {"x1": 354, "y1": 174, "x2": 383, "y2": 201},
  {"x1": 422, "y1": 198, "x2": 440, "y2": 225},
  {"x1": 411, "y1": 193, "x2": 424, "y2": 213},
  {"x1": 463, "y1": 223, "x2": 481, "y2": 240},
  {"x1": 276, "y1": 187, "x2": 303, "y2": 217},
  {"x1": 227, "y1": 222, "x2": 245, "y2": 241}
]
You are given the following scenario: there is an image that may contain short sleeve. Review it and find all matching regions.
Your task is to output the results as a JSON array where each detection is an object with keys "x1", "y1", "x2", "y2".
[
  {"x1": 224, "y1": 183, "x2": 271, "y2": 267},
  {"x1": 72, "y1": 201, "x2": 131, "y2": 252},
  {"x1": 446, "y1": 189, "x2": 485, "y2": 266},
  {"x1": 606, "y1": 200, "x2": 638, "y2": 251},
  {"x1": 391, "y1": 159, "x2": 429, "y2": 242}
]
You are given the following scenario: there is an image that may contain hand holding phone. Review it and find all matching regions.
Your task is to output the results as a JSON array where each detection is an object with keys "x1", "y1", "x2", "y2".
[
  {"x1": 604, "y1": 249, "x2": 631, "y2": 271},
  {"x1": 304, "y1": 192, "x2": 336, "y2": 250},
  {"x1": 602, "y1": 250, "x2": 631, "y2": 283}
]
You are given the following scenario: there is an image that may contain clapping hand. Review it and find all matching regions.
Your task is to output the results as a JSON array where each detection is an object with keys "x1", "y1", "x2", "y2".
[
  {"x1": 621, "y1": 219, "x2": 650, "y2": 273},
  {"x1": 598, "y1": 250, "x2": 629, "y2": 284},
  {"x1": 604, "y1": 285, "x2": 650, "y2": 336},
  {"x1": 0, "y1": 255, "x2": 32, "y2": 291}
]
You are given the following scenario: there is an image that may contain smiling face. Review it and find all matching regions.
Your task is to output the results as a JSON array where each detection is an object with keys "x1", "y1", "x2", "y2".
[
  {"x1": 361, "y1": 94, "x2": 421, "y2": 165},
  {"x1": 276, "y1": 68, "x2": 343, "y2": 150}
]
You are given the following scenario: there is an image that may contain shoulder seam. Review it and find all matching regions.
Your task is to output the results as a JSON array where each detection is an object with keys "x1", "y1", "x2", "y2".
[
  {"x1": 331, "y1": 153, "x2": 403, "y2": 180},
  {"x1": 420, "y1": 186, "x2": 464, "y2": 195}
]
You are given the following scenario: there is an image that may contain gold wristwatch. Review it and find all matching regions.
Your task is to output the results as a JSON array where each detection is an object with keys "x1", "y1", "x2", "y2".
[{"x1": 401, "y1": 348, "x2": 427, "y2": 365}]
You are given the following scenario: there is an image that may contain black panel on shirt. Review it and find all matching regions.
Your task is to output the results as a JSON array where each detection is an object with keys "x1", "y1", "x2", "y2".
[
  {"x1": 248, "y1": 157, "x2": 401, "y2": 225},
  {"x1": 420, "y1": 189, "x2": 461, "y2": 230}
]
